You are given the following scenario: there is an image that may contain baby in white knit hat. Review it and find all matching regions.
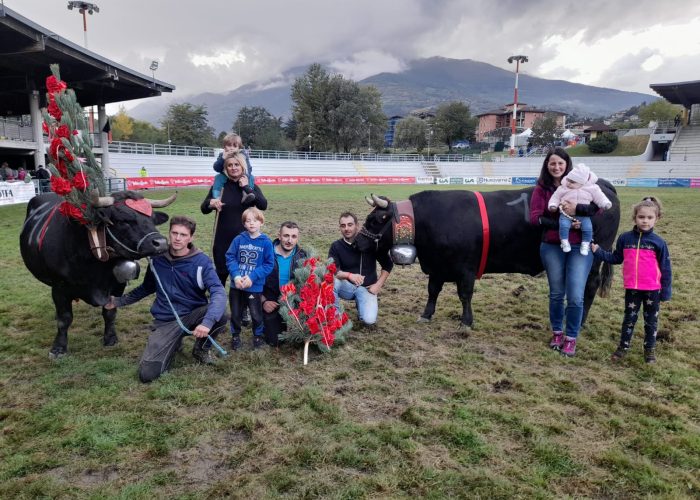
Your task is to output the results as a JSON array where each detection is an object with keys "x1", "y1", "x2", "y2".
[{"x1": 548, "y1": 163, "x2": 613, "y2": 255}]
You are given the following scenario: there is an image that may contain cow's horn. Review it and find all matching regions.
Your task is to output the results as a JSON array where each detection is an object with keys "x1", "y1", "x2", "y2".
[
  {"x1": 372, "y1": 194, "x2": 389, "y2": 208},
  {"x1": 90, "y1": 190, "x2": 115, "y2": 207},
  {"x1": 365, "y1": 196, "x2": 375, "y2": 206},
  {"x1": 144, "y1": 192, "x2": 177, "y2": 208}
]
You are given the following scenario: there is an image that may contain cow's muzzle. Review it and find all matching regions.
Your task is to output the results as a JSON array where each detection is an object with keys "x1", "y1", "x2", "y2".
[{"x1": 106, "y1": 228, "x2": 167, "y2": 257}]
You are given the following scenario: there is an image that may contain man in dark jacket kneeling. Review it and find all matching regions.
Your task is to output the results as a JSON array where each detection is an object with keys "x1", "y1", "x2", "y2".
[
  {"x1": 261, "y1": 221, "x2": 308, "y2": 346},
  {"x1": 107, "y1": 215, "x2": 227, "y2": 382}
]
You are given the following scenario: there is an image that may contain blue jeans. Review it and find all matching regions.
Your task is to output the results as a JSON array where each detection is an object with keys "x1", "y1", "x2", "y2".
[
  {"x1": 559, "y1": 214, "x2": 593, "y2": 243},
  {"x1": 540, "y1": 242, "x2": 594, "y2": 339},
  {"x1": 334, "y1": 278, "x2": 378, "y2": 325}
]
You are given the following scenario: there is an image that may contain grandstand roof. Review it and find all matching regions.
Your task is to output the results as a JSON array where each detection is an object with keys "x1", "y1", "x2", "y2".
[
  {"x1": 0, "y1": 5, "x2": 175, "y2": 116},
  {"x1": 650, "y1": 80, "x2": 700, "y2": 108}
]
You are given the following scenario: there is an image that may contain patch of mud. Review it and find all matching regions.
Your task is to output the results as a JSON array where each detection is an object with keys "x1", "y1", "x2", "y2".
[
  {"x1": 166, "y1": 429, "x2": 252, "y2": 485},
  {"x1": 46, "y1": 465, "x2": 119, "y2": 487}
]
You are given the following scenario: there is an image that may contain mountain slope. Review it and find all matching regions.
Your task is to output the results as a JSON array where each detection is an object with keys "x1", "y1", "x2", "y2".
[{"x1": 129, "y1": 57, "x2": 656, "y2": 133}]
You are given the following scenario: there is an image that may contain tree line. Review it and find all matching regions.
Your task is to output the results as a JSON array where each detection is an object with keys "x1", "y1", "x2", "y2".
[{"x1": 110, "y1": 64, "x2": 478, "y2": 153}]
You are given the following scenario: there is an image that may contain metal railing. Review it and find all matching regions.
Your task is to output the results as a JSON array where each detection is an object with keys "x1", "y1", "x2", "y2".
[
  {"x1": 33, "y1": 177, "x2": 126, "y2": 195},
  {"x1": 106, "y1": 141, "x2": 485, "y2": 162},
  {"x1": 0, "y1": 118, "x2": 35, "y2": 141},
  {"x1": 108, "y1": 141, "x2": 217, "y2": 156}
]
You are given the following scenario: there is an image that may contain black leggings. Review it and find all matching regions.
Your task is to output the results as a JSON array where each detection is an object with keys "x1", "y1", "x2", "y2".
[{"x1": 620, "y1": 289, "x2": 660, "y2": 349}]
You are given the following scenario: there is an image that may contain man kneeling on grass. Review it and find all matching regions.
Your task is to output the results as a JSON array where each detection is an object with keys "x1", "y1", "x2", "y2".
[{"x1": 106, "y1": 215, "x2": 228, "y2": 383}]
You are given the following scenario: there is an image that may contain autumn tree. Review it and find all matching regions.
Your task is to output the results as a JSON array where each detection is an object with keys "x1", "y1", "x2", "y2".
[
  {"x1": 130, "y1": 119, "x2": 166, "y2": 144},
  {"x1": 394, "y1": 116, "x2": 428, "y2": 152},
  {"x1": 111, "y1": 106, "x2": 133, "y2": 141},
  {"x1": 161, "y1": 103, "x2": 216, "y2": 147},
  {"x1": 433, "y1": 102, "x2": 476, "y2": 151}
]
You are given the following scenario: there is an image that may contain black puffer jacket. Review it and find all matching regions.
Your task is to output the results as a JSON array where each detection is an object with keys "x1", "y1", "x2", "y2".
[{"x1": 262, "y1": 241, "x2": 308, "y2": 303}]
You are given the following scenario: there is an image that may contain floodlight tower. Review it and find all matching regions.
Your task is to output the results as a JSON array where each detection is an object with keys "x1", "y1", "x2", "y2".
[
  {"x1": 150, "y1": 60, "x2": 159, "y2": 83},
  {"x1": 67, "y1": 1, "x2": 99, "y2": 48},
  {"x1": 508, "y1": 55, "x2": 528, "y2": 156}
]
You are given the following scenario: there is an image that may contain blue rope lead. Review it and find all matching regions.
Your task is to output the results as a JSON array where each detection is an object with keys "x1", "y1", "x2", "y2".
[{"x1": 148, "y1": 257, "x2": 228, "y2": 356}]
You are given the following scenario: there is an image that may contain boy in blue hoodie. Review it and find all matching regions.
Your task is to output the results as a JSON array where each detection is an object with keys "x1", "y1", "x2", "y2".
[{"x1": 225, "y1": 207, "x2": 275, "y2": 350}]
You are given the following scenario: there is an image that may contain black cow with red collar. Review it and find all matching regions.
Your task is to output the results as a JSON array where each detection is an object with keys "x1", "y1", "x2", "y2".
[
  {"x1": 356, "y1": 186, "x2": 620, "y2": 330},
  {"x1": 20, "y1": 190, "x2": 175, "y2": 358}
]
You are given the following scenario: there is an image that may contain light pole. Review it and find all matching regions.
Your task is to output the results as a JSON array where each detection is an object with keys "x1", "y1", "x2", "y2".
[
  {"x1": 307, "y1": 134, "x2": 312, "y2": 152},
  {"x1": 427, "y1": 128, "x2": 433, "y2": 158},
  {"x1": 368, "y1": 123, "x2": 372, "y2": 153},
  {"x1": 149, "y1": 60, "x2": 159, "y2": 84},
  {"x1": 67, "y1": 1, "x2": 99, "y2": 49},
  {"x1": 507, "y1": 54, "x2": 528, "y2": 156}
]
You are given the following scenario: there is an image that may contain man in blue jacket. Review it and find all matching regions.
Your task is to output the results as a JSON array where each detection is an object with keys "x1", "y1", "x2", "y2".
[{"x1": 107, "y1": 215, "x2": 227, "y2": 383}]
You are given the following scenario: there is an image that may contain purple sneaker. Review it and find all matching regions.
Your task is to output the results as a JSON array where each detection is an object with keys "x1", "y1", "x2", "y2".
[
  {"x1": 561, "y1": 336, "x2": 577, "y2": 357},
  {"x1": 549, "y1": 331, "x2": 564, "y2": 350}
]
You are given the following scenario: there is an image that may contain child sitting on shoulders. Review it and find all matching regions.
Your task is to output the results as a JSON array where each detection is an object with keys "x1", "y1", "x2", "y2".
[
  {"x1": 548, "y1": 163, "x2": 612, "y2": 256},
  {"x1": 591, "y1": 196, "x2": 672, "y2": 364},
  {"x1": 212, "y1": 133, "x2": 256, "y2": 204}
]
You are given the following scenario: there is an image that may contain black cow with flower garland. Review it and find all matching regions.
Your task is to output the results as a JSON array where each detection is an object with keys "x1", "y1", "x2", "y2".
[
  {"x1": 20, "y1": 190, "x2": 176, "y2": 359},
  {"x1": 20, "y1": 65, "x2": 179, "y2": 358},
  {"x1": 356, "y1": 189, "x2": 619, "y2": 330}
]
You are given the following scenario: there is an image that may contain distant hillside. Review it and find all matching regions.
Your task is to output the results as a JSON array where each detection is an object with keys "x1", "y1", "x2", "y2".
[{"x1": 130, "y1": 57, "x2": 657, "y2": 134}]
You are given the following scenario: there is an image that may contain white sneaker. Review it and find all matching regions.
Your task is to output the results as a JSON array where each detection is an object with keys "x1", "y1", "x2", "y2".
[
  {"x1": 580, "y1": 241, "x2": 590, "y2": 256},
  {"x1": 561, "y1": 239, "x2": 571, "y2": 253}
]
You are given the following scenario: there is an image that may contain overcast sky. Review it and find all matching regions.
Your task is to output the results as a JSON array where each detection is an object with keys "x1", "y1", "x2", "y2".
[{"x1": 7, "y1": 0, "x2": 700, "y2": 110}]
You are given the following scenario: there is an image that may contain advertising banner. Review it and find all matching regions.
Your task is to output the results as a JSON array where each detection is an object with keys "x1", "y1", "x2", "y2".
[
  {"x1": 477, "y1": 176, "x2": 512, "y2": 185},
  {"x1": 0, "y1": 181, "x2": 37, "y2": 206},
  {"x1": 126, "y1": 176, "x2": 416, "y2": 189},
  {"x1": 610, "y1": 178, "x2": 627, "y2": 187},
  {"x1": 626, "y1": 178, "x2": 658, "y2": 188},
  {"x1": 462, "y1": 177, "x2": 478, "y2": 185},
  {"x1": 657, "y1": 178, "x2": 691, "y2": 188},
  {"x1": 126, "y1": 176, "x2": 214, "y2": 189},
  {"x1": 416, "y1": 176, "x2": 435, "y2": 184},
  {"x1": 436, "y1": 177, "x2": 450, "y2": 185},
  {"x1": 512, "y1": 176, "x2": 537, "y2": 185},
  {"x1": 691, "y1": 179, "x2": 700, "y2": 188}
]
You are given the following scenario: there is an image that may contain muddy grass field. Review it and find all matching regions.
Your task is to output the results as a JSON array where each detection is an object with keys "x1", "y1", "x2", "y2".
[{"x1": 1, "y1": 185, "x2": 699, "y2": 499}]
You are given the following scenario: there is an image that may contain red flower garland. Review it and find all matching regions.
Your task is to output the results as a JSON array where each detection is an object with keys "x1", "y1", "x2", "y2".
[
  {"x1": 43, "y1": 70, "x2": 91, "y2": 224},
  {"x1": 72, "y1": 171, "x2": 89, "y2": 191},
  {"x1": 50, "y1": 176, "x2": 72, "y2": 196},
  {"x1": 280, "y1": 258, "x2": 350, "y2": 349}
]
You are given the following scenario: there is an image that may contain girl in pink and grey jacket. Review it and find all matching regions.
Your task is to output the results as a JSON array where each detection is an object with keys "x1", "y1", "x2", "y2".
[
  {"x1": 548, "y1": 163, "x2": 612, "y2": 255},
  {"x1": 591, "y1": 197, "x2": 672, "y2": 363}
]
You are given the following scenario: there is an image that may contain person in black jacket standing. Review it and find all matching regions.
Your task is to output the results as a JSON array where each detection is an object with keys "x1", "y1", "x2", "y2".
[
  {"x1": 200, "y1": 152, "x2": 268, "y2": 287},
  {"x1": 261, "y1": 221, "x2": 308, "y2": 346}
]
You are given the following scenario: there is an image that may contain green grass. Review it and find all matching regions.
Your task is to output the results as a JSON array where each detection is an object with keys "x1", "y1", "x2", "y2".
[
  {"x1": 568, "y1": 135, "x2": 650, "y2": 156},
  {"x1": 1, "y1": 185, "x2": 699, "y2": 498}
]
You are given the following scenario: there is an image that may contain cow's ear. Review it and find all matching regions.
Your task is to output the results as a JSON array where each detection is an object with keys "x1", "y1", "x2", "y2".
[
  {"x1": 95, "y1": 208, "x2": 113, "y2": 226},
  {"x1": 153, "y1": 211, "x2": 169, "y2": 226}
]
